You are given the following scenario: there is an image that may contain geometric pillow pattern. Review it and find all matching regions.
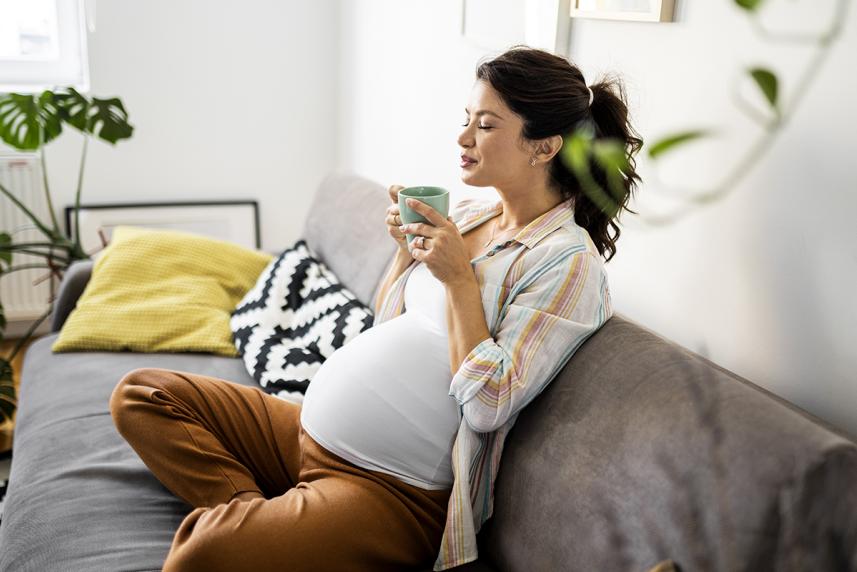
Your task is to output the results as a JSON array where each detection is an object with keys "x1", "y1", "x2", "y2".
[{"x1": 230, "y1": 239, "x2": 374, "y2": 404}]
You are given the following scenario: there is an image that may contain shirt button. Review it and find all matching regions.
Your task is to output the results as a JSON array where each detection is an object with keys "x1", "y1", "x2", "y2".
[{"x1": 487, "y1": 251, "x2": 494, "y2": 257}]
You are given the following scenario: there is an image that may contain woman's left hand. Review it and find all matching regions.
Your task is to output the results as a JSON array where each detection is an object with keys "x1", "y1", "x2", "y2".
[{"x1": 400, "y1": 198, "x2": 473, "y2": 286}]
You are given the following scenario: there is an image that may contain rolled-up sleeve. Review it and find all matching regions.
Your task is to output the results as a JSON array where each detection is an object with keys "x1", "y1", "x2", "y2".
[{"x1": 448, "y1": 251, "x2": 609, "y2": 433}]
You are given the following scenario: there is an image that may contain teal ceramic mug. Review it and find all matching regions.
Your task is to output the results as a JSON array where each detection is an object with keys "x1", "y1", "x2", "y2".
[{"x1": 397, "y1": 186, "x2": 450, "y2": 244}]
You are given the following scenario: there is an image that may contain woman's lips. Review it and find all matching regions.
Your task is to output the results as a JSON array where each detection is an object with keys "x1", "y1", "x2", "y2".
[{"x1": 460, "y1": 157, "x2": 477, "y2": 168}]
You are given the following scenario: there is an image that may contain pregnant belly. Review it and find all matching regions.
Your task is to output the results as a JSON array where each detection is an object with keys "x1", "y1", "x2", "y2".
[{"x1": 299, "y1": 312, "x2": 461, "y2": 488}]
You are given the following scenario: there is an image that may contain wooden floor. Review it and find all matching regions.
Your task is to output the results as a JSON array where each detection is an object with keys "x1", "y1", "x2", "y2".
[{"x1": 0, "y1": 336, "x2": 42, "y2": 454}]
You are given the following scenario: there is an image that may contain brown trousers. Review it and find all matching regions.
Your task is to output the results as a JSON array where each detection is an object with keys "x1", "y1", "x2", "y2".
[{"x1": 109, "y1": 367, "x2": 452, "y2": 572}]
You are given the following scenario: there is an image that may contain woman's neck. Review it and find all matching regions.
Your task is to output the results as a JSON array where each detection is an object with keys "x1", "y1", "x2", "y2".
[{"x1": 494, "y1": 182, "x2": 565, "y2": 230}]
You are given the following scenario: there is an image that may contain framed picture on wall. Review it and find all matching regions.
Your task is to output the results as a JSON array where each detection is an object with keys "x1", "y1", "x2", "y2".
[
  {"x1": 570, "y1": 0, "x2": 675, "y2": 22},
  {"x1": 63, "y1": 200, "x2": 261, "y2": 257}
]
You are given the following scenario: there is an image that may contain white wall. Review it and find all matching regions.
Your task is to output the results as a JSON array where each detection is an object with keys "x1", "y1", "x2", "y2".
[
  {"x1": 338, "y1": 1, "x2": 501, "y2": 203},
  {"x1": 337, "y1": 1, "x2": 857, "y2": 439},
  {"x1": 569, "y1": 1, "x2": 857, "y2": 439},
  {"x1": 3, "y1": 0, "x2": 340, "y2": 253}
]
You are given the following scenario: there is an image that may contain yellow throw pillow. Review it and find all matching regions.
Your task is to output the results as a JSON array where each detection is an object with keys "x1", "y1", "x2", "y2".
[{"x1": 52, "y1": 226, "x2": 272, "y2": 356}]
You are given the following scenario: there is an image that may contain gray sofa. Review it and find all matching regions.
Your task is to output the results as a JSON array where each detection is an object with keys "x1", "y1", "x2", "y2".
[{"x1": 1, "y1": 171, "x2": 855, "y2": 572}]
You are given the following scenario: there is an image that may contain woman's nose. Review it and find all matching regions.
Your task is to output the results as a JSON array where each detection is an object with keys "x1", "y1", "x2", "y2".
[{"x1": 457, "y1": 127, "x2": 473, "y2": 148}]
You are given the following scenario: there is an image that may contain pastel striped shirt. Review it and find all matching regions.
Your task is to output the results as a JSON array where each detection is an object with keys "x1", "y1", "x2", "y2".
[{"x1": 373, "y1": 195, "x2": 614, "y2": 570}]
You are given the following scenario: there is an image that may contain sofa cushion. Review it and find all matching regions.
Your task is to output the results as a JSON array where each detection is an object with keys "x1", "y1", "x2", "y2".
[
  {"x1": 0, "y1": 333, "x2": 271, "y2": 571},
  {"x1": 51, "y1": 226, "x2": 272, "y2": 357},
  {"x1": 0, "y1": 333, "x2": 494, "y2": 572},
  {"x1": 301, "y1": 172, "x2": 398, "y2": 308},
  {"x1": 230, "y1": 239, "x2": 374, "y2": 403}
]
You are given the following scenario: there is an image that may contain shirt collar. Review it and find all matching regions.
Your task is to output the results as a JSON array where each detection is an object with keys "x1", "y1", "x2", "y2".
[{"x1": 457, "y1": 197, "x2": 576, "y2": 250}]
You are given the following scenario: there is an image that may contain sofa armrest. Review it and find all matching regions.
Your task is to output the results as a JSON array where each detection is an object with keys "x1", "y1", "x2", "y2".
[{"x1": 50, "y1": 259, "x2": 94, "y2": 333}]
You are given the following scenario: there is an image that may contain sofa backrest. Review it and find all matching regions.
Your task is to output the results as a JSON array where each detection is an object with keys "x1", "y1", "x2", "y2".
[
  {"x1": 311, "y1": 173, "x2": 856, "y2": 571},
  {"x1": 478, "y1": 312, "x2": 857, "y2": 571},
  {"x1": 301, "y1": 171, "x2": 397, "y2": 309}
]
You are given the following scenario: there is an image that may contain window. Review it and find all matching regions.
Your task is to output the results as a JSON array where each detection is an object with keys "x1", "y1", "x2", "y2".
[{"x1": 0, "y1": 0, "x2": 90, "y2": 93}]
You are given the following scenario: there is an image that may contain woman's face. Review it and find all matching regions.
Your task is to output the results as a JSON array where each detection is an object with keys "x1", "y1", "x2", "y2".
[{"x1": 458, "y1": 80, "x2": 533, "y2": 189}]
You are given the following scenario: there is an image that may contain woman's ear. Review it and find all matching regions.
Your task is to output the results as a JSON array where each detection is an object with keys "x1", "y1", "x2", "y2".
[
  {"x1": 546, "y1": 135, "x2": 563, "y2": 161},
  {"x1": 540, "y1": 135, "x2": 564, "y2": 162}
]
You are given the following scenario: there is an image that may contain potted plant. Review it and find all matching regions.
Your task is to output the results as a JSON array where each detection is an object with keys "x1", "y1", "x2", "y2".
[{"x1": 0, "y1": 87, "x2": 134, "y2": 426}]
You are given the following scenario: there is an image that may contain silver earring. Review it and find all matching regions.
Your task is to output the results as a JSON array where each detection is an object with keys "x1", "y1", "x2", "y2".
[{"x1": 530, "y1": 157, "x2": 537, "y2": 167}]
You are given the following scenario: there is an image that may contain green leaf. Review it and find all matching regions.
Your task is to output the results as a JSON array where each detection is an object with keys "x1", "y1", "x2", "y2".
[
  {"x1": 559, "y1": 132, "x2": 622, "y2": 219},
  {"x1": 0, "y1": 393, "x2": 16, "y2": 422},
  {"x1": 88, "y1": 96, "x2": 134, "y2": 143},
  {"x1": 0, "y1": 91, "x2": 63, "y2": 150},
  {"x1": 592, "y1": 139, "x2": 631, "y2": 202},
  {"x1": 648, "y1": 130, "x2": 710, "y2": 159},
  {"x1": 54, "y1": 87, "x2": 134, "y2": 144},
  {"x1": 734, "y1": 0, "x2": 764, "y2": 11},
  {"x1": 749, "y1": 68, "x2": 778, "y2": 110},
  {"x1": 561, "y1": 131, "x2": 592, "y2": 172},
  {"x1": 0, "y1": 87, "x2": 133, "y2": 149},
  {"x1": 0, "y1": 358, "x2": 15, "y2": 423},
  {"x1": 592, "y1": 139, "x2": 629, "y2": 172},
  {"x1": 0, "y1": 232, "x2": 11, "y2": 267},
  {"x1": 52, "y1": 87, "x2": 89, "y2": 131}
]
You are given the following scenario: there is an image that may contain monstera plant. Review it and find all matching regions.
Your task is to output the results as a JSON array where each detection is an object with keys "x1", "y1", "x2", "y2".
[{"x1": 0, "y1": 87, "x2": 134, "y2": 425}]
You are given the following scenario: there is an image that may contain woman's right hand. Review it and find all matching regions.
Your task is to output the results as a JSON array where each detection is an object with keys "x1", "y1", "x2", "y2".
[{"x1": 385, "y1": 184, "x2": 409, "y2": 252}]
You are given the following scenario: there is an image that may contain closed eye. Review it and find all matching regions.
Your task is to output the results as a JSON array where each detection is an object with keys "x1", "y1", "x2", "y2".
[{"x1": 461, "y1": 122, "x2": 493, "y2": 130}]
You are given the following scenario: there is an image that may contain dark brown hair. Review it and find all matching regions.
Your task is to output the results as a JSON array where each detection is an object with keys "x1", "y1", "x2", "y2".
[{"x1": 476, "y1": 45, "x2": 643, "y2": 263}]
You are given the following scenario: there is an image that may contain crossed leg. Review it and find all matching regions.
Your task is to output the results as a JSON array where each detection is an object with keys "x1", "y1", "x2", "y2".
[{"x1": 109, "y1": 367, "x2": 450, "y2": 572}]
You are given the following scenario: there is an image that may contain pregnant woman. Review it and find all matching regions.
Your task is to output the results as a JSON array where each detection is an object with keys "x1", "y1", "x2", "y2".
[{"x1": 110, "y1": 46, "x2": 642, "y2": 572}]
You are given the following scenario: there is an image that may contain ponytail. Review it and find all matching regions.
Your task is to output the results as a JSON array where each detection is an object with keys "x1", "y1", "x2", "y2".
[
  {"x1": 567, "y1": 75, "x2": 643, "y2": 262},
  {"x1": 476, "y1": 47, "x2": 643, "y2": 263}
]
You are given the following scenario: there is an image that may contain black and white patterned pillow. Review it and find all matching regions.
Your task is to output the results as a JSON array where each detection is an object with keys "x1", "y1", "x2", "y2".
[
  {"x1": 230, "y1": 239, "x2": 374, "y2": 403},
  {"x1": 0, "y1": 476, "x2": 7, "y2": 525}
]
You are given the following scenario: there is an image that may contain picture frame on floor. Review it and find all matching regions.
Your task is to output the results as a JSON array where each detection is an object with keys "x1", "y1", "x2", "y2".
[{"x1": 64, "y1": 200, "x2": 262, "y2": 256}]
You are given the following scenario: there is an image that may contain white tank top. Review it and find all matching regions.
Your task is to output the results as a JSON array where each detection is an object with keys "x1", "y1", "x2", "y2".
[{"x1": 299, "y1": 262, "x2": 460, "y2": 490}]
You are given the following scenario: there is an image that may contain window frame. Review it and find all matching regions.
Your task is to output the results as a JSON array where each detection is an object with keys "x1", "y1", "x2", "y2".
[{"x1": 0, "y1": 0, "x2": 90, "y2": 94}]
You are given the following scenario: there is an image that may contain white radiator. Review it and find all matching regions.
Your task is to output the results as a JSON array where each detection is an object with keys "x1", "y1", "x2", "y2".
[{"x1": 0, "y1": 154, "x2": 57, "y2": 330}]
